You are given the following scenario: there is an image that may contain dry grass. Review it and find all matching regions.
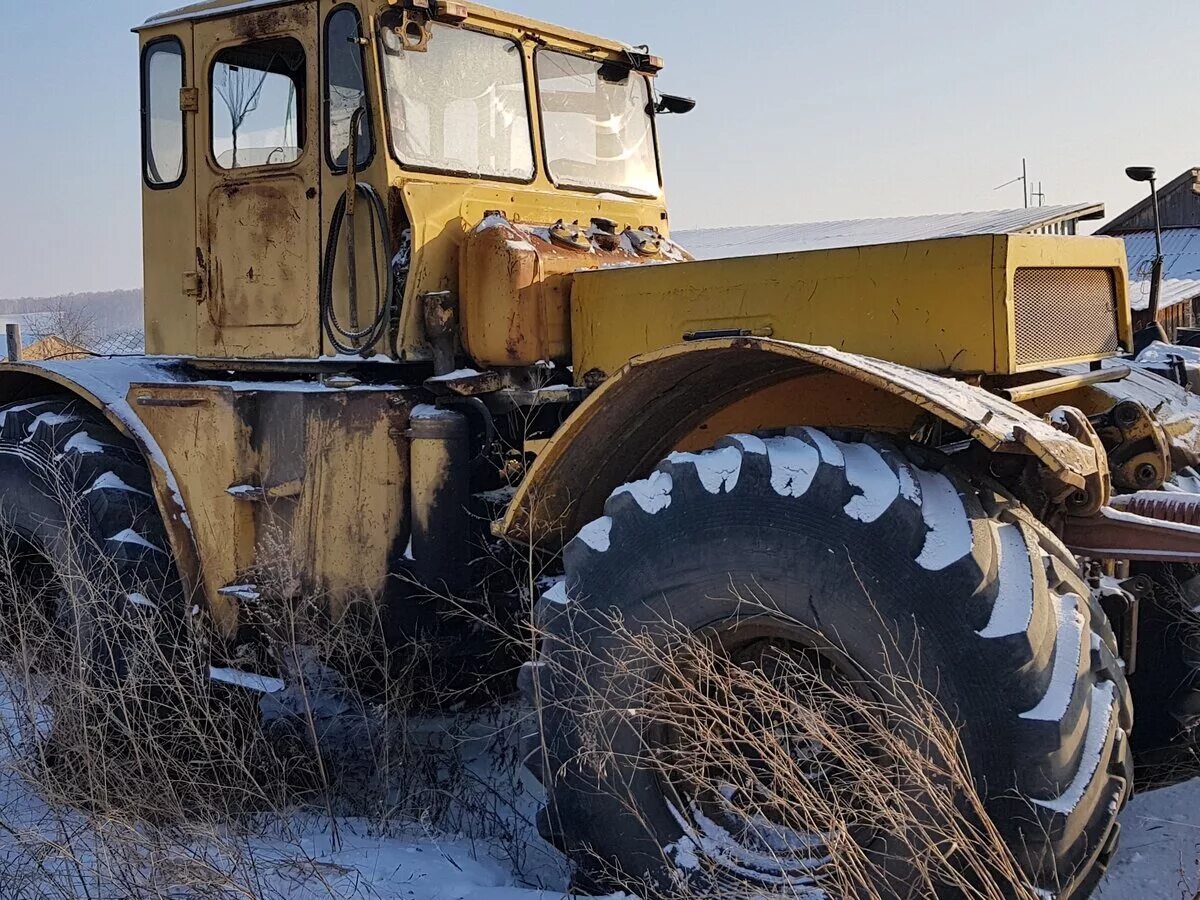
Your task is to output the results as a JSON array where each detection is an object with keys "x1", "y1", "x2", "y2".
[
  {"x1": 0, "y1": 474, "x2": 558, "y2": 898},
  {"x1": 523, "y1": 590, "x2": 1040, "y2": 900},
  {"x1": 1136, "y1": 565, "x2": 1200, "y2": 788},
  {"x1": 0, "y1": 441, "x2": 1071, "y2": 899}
]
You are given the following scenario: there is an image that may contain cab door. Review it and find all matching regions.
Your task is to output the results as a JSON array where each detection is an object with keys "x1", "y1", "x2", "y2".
[
  {"x1": 193, "y1": 5, "x2": 321, "y2": 358},
  {"x1": 141, "y1": 25, "x2": 197, "y2": 356}
]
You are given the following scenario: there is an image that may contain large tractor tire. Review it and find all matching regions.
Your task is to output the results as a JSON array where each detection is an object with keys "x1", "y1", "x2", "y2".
[
  {"x1": 525, "y1": 430, "x2": 1132, "y2": 898},
  {"x1": 0, "y1": 398, "x2": 192, "y2": 731}
]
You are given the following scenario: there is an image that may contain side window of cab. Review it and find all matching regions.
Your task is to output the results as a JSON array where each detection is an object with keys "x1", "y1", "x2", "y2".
[
  {"x1": 142, "y1": 38, "x2": 186, "y2": 188},
  {"x1": 325, "y1": 5, "x2": 373, "y2": 171}
]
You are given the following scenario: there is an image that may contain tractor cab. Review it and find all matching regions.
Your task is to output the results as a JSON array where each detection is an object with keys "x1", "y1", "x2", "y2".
[{"x1": 136, "y1": 0, "x2": 690, "y2": 365}]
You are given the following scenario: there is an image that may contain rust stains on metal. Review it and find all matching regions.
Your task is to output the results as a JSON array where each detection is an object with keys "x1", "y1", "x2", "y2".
[
  {"x1": 233, "y1": 4, "x2": 306, "y2": 38},
  {"x1": 425, "y1": 370, "x2": 502, "y2": 397},
  {"x1": 1064, "y1": 495, "x2": 1200, "y2": 563},
  {"x1": 1111, "y1": 490, "x2": 1200, "y2": 527}
]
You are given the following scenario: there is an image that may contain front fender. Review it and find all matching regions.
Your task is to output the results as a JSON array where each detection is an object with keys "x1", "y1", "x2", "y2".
[{"x1": 498, "y1": 337, "x2": 1103, "y2": 548}]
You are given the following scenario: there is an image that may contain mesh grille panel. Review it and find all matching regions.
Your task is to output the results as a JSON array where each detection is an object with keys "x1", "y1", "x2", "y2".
[{"x1": 1012, "y1": 268, "x2": 1120, "y2": 366}]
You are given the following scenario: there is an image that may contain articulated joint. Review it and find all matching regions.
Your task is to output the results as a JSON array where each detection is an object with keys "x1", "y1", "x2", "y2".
[{"x1": 1091, "y1": 400, "x2": 1172, "y2": 492}]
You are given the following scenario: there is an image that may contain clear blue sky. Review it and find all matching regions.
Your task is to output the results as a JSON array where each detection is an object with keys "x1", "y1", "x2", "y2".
[{"x1": 0, "y1": 0, "x2": 1193, "y2": 298}]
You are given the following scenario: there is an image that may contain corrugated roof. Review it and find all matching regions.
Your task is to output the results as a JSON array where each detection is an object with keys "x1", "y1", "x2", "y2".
[
  {"x1": 676, "y1": 203, "x2": 1105, "y2": 261},
  {"x1": 1120, "y1": 228, "x2": 1200, "y2": 311}
]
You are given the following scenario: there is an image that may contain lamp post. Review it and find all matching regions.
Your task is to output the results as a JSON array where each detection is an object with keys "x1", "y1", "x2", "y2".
[{"x1": 1125, "y1": 166, "x2": 1166, "y2": 337}]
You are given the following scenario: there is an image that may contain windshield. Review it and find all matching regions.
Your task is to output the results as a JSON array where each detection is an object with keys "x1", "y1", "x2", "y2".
[
  {"x1": 536, "y1": 50, "x2": 659, "y2": 197},
  {"x1": 378, "y1": 20, "x2": 534, "y2": 180}
]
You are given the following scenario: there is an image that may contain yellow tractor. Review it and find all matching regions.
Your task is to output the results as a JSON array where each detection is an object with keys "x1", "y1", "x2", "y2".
[{"x1": 4, "y1": 0, "x2": 1200, "y2": 895}]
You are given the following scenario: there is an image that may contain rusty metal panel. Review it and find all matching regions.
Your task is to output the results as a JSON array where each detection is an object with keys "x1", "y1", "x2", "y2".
[
  {"x1": 459, "y1": 214, "x2": 687, "y2": 368},
  {"x1": 0, "y1": 358, "x2": 412, "y2": 636},
  {"x1": 207, "y1": 178, "x2": 313, "y2": 327},
  {"x1": 191, "y1": 2, "x2": 322, "y2": 358},
  {"x1": 141, "y1": 0, "x2": 303, "y2": 30},
  {"x1": 127, "y1": 381, "x2": 411, "y2": 630},
  {"x1": 571, "y1": 234, "x2": 1131, "y2": 383}
]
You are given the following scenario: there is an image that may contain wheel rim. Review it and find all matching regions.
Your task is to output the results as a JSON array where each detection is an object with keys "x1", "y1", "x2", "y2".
[{"x1": 653, "y1": 623, "x2": 884, "y2": 888}]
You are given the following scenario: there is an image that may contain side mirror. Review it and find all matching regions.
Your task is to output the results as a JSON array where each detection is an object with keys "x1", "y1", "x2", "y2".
[{"x1": 655, "y1": 93, "x2": 696, "y2": 115}]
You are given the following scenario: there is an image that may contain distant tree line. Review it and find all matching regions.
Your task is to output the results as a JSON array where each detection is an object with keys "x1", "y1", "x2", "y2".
[{"x1": 0, "y1": 290, "x2": 143, "y2": 335}]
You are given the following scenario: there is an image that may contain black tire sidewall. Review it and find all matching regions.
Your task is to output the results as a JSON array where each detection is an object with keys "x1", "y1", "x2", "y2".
[
  {"x1": 539, "y1": 448, "x2": 1019, "y2": 892},
  {"x1": 0, "y1": 401, "x2": 184, "y2": 683}
]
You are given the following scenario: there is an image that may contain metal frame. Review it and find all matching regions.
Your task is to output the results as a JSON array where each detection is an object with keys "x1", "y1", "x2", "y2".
[{"x1": 139, "y1": 0, "x2": 299, "y2": 31}]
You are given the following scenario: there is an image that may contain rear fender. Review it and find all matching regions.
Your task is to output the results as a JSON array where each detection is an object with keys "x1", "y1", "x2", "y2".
[
  {"x1": 498, "y1": 337, "x2": 1104, "y2": 548},
  {"x1": 0, "y1": 358, "x2": 411, "y2": 641},
  {"x1": 0, "y1": 359, "x2": 203, "y2": 619}
]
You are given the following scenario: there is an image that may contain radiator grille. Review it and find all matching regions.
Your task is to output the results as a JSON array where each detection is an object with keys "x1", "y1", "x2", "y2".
[{"x1": 1012, "y1": 268, "x2": 1120, "y2": 367}]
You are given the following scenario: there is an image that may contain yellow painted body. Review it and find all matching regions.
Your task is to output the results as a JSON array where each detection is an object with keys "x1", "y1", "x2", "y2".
[
  {"x1": 15, "y1": 0, "x2": 1167, "y2": 639},
  {"x1": 459, "y1": 215, "x2": 687, "y2": 366},
  {"x1": 131, "y1": 381, "x2": 409, "y2": 630},
  {"x1": 0, "y1": 359, "x2": 409, "y2": 637},
  {"x1": 137, "y1": 1, "x2": 672, "y2": 362},
  {"x1": 571, "y1": 234, "x2": 1132, "y2": 382}
]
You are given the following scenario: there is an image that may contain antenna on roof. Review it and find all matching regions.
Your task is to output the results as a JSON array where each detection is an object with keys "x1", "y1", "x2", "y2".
[
  {"x1": 994, "y1": 158, "x2": 1030, "y2": 208},
  {"x1": 1031, "y1": 182, "x2": 1046, "y2": 207}
]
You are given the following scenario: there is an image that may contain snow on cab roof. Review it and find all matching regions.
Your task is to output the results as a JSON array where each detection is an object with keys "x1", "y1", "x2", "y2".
[
  {"x1": 137, "y1": 0, "x2": 635, "y2": 54},
  {"x1": 140, "y1": 0, "x2": 296, "y2": 30}
]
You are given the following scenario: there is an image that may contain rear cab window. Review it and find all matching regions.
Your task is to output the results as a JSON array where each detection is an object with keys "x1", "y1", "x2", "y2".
[{"x1": 211, "y1": 38, "x2": 307, "y2": 170}]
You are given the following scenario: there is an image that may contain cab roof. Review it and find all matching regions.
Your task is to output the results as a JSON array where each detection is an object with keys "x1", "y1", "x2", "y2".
[
  {"x1": 140, "y1": 0, "x2": 288, "y2": 29},
  {"x1": 137, "y1": 0, "x2": 635, "y2": 56}
]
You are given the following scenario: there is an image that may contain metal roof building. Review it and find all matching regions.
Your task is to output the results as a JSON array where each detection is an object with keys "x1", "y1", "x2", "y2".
[
  {"x1": 676, "y1": 203, "x2": 1106, "y2": 261},
  {"x1": 1099, "y1": 168, "x2": 1200, "y2": 334},
  {"x1": 1117, "y1": 230, "x2": 1200, "y2": 313}
]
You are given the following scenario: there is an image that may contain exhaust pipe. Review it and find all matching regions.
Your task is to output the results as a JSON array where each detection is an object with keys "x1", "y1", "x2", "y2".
[{"x1": 408, "y1": 405, "x2": 471, "y2": 596}]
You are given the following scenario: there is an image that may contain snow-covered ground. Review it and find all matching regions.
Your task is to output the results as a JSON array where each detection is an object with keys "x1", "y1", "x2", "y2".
[
  {"x1": 1097, "y1": 778, "x2": 1200, "y2": 899},
  {"x1": 0, "y1": 675, "x2": 1194, "y2": 898},
  {"x1": 0, "y1": 761, "x2": 1193, "y2": 899},
  {"x1": 0, "y1": 679, "x2": 577, "y2": 900}
]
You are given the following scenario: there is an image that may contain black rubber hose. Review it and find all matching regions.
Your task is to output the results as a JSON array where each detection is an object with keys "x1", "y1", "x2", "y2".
[{"x1": 319, "y1": 181, "x2": 395, "y2": 357}]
